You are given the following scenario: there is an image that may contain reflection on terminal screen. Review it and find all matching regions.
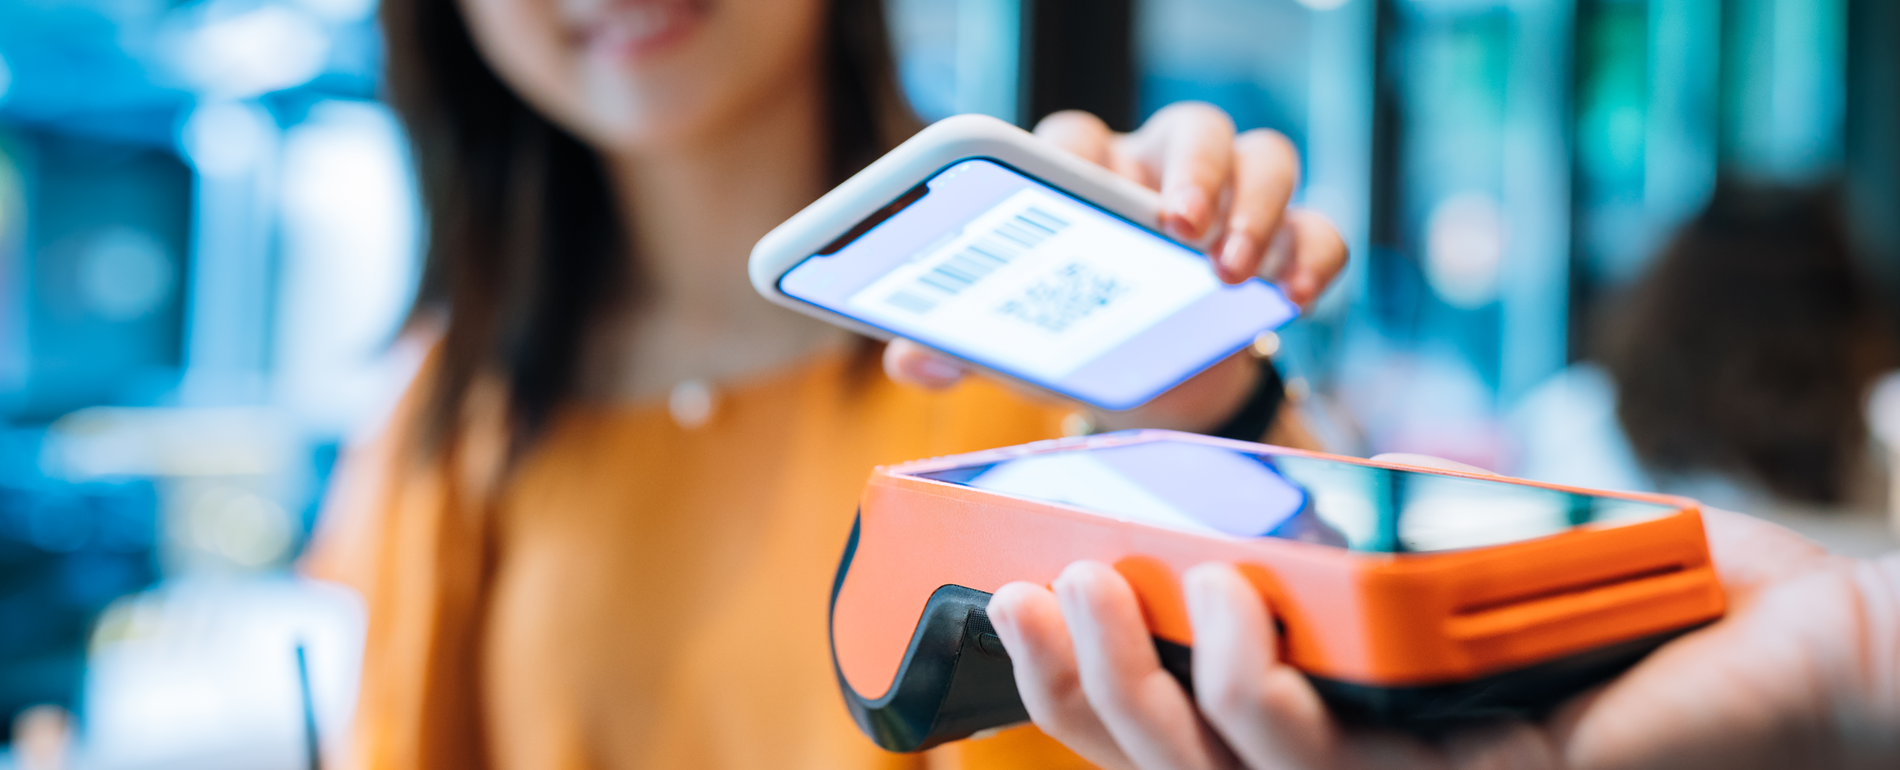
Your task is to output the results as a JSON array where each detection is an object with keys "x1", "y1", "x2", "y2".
[
  {"x1": 777, "y1": 159, "x2": 1297, "y2": 408},
  {"x1": 913, "y1": 438, "x2": 1679, "y2": 553}
]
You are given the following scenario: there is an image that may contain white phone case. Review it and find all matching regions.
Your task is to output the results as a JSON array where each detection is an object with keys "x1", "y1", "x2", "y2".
[
  {"x1": 748, "y1": 114, "x2": 1169, "y2": 339},
  {"x1": 747, "y1": 113, "x2": 1232, "y2": 410}
]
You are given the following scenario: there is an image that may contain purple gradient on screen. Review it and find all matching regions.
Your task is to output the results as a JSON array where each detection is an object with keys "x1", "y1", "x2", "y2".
[
  {"x1": 1057, "y1": 282, "x2": 1293, "y2": 407},
  {"x1": 1088, "y1": 442, "x2": 1308, "y2": 536}
]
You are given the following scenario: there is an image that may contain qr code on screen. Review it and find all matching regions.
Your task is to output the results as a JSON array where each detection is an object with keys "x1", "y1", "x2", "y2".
[{"x1": 994, "y1": 262, "x2": 1130, "y2": 334}]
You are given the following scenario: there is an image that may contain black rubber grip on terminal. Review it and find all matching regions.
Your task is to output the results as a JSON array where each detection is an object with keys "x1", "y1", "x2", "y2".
[
  {"x1": 832, "y1": 584, "x2": 1028, "y2": 752},
  {"x1": 830, "y1": 513, "x2": 1028, "y2": 752}
]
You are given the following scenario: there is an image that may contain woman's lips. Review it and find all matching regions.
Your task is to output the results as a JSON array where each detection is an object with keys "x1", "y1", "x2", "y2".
[{"x1": 576, "y1": 0, "x2": 708, "y2": 61}]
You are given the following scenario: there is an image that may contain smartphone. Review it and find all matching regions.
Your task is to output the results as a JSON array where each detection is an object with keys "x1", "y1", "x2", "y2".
[
  {"x1": 830, "y1": 431, "x2": 1726, "y2": 751},
  {"x1": 750, "y1": 115, "x2": 1298, "y2": 410}
]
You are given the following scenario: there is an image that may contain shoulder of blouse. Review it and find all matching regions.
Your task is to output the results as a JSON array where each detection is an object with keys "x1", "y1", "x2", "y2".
[{"x1": 297, "y1": 329, "x2": 442, "y2": 591}]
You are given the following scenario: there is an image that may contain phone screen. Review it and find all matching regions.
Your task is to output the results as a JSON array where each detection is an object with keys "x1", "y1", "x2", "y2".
[
  {"x1": 911, "y1": 436, "x2": 1678, "y2": 553},
  {"x1": 777, "y1": 158, "x2": 1298, "y2": 409}
]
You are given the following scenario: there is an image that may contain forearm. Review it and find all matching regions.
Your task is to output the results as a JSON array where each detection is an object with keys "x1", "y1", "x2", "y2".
[{"x1": 1839, "y1": 553, "x2": 1900, "y2": 767}]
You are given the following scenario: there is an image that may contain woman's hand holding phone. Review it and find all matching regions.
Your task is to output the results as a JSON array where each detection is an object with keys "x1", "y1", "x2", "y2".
[
  {"x1": 983, "y1": 458, "x2": 1900, "y2": 770},
  {"x1": 884, "y1": 103, "x2": 1348, "y2": 434}
]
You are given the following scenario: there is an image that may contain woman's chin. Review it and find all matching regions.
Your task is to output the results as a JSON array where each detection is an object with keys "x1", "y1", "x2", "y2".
[{"x1": 573, "y1": 76, "x2": 727, "y2": 150}]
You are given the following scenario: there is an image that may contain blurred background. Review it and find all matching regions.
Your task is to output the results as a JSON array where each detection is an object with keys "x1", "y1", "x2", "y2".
[{"x1": 0, "y1": 0, "x2": 1897, "y2": 766}]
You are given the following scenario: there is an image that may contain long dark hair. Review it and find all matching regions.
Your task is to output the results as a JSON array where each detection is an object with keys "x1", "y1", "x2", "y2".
[
  {"x1": 1602, "y1": 183, "x2": 1894, "y2": 503},
  {"x1": 381, "y1": 0, "x2": 914, "y2": 458}
]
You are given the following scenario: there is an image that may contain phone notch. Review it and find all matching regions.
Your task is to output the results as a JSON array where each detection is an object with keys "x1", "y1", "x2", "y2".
[{"x1": 817, "y1": 182, "x2": 932, "y2": 256}]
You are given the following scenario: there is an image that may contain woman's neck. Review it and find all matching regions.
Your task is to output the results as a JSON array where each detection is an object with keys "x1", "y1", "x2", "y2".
[{"x1": 599, "y1": 68, "x2": 851, "y2": 401}]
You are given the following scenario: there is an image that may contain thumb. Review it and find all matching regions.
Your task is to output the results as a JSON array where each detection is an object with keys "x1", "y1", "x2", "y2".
[{"x1": 883, "y1": 338, "x2": 967, "y2": 389}]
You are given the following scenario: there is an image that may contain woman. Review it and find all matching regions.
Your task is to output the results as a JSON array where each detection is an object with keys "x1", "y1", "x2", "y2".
[{"x1": 305, "y1": 0, "x2": 1346, "y2": 767}]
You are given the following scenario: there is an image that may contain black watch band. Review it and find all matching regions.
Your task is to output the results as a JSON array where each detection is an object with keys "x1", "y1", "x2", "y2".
[{"x1": 1207, "y1": 356, "x2": 1286, "y2": 443}]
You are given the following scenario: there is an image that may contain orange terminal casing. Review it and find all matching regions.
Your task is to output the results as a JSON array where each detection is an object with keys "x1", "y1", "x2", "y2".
[{"x1": 828, "y1": 430, "x2": 1727, "y2": 752}]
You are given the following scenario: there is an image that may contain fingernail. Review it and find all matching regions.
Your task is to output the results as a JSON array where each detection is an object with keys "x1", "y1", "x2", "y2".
[
  {"x1": 1168, "y1": 187, "x2": 1209, "y2": 237},
  {"x1": 1052, "y1": 570, "x2": 1079, "y2": 603},
  {"x1": 985, "y1": 596, "x2": 1014, "y2": 633},
  {"x1": 915, "y1": 356, "x2": 962, "y2": 382},
  {"x1": 1182, "y1": 565, "x2": 1219, "y2": 620},
  {"x1": 1220, "y1": 232, "x2": 1255, "y2": 279},
  {"x1": 1262, "y1": 226, "x2": 1294, "y2": 277},
  {"x1": 1051, "y1": 566, "x2": 1090, "y2": 619}
]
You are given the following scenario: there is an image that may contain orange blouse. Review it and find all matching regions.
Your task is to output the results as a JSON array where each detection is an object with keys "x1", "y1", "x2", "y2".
[{"x1": 307, "y1": 349, "x2": 1100, "y2": 770}]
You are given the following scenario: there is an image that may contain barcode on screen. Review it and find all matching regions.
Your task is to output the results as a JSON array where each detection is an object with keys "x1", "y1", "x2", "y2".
[{"x1": 885, "y1": 206, "x2": 1070, "y2": 314}]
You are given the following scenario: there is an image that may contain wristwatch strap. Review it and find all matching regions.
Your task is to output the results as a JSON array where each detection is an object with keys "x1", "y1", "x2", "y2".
[{"x1": 1208, "y1": 356, "x2": 1286, "y2": 443}]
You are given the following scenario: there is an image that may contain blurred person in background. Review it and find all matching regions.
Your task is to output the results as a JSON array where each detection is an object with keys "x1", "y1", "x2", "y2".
[
  {"x1": 1511, "y1": 183, "x2": 1899, "y2": 556},
  {"x1": 302, "y1": 1, "x2": 1345, "y2": 769},
  {"x1": 10, "y1": 704, "x2": 72, "y2": 770}
]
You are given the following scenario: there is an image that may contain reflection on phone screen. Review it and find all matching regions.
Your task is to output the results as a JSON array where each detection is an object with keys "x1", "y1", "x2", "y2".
[
  {"x1": 778, "y1": 159, "x2": 1297, "y2": 409},
  {"x1": 914, "y1": 437, "x2": 1679, "y2": 553}
]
